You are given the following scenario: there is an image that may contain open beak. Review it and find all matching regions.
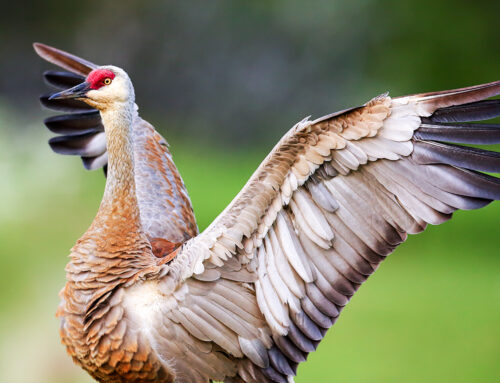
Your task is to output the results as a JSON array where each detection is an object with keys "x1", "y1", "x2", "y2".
[{"x1": 49, "y1": 81, "x2": 91, "y2": 100}]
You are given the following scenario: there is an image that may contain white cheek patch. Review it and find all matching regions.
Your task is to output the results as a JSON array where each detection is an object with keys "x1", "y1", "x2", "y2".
[
  {"x1": 86, "y1": 89, "x2": 101, "y2": 100},
  {"x1": 87, "y1": 80, "x2": 129, "y2": 104}
]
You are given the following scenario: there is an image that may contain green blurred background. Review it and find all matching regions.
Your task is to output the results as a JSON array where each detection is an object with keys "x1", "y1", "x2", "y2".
[{"x1": 0, "y1": 1, "x2": 499, "y2": 382}]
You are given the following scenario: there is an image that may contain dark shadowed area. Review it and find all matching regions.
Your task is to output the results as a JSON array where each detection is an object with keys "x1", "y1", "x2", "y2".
[{"x1": 0, "y1": 1, "x2": 499, "y2": 382}]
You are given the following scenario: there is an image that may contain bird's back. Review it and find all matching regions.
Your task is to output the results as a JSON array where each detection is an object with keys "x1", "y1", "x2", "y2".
[{"x1": 132, "y1": 116, "x2": 198, "y2": 242}]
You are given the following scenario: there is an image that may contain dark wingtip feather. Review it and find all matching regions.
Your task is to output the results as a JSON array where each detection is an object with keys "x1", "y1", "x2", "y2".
[
  {"x1": 44, "y1": 111, "x2": 102, "y2": 135},
  {"x1": 291, "y1": 311, "x2": 323, "y2": 341},
  {"x1": 36, "y1": 43, "x2": 108, "y2": 175},
  {"x1": 429, "y1": 100, "x2": 500, "y2": 123},
  {"x1": 82, "y1": 152, "x2": 108, "y2": 171},
  {"x1": 413, "y1": 141, "x2": 500, "y2": 173},
  {"x1": 273, "y1": 336, "x2": 307, "y2": 364},
  {"x1": 416, "y1": 161, "x2": 500, "y2": 201},
  {"x1": 40, "y1": 93, "x2": 94, "y2": 113},
  {"x1": 44, "y1": 70, "x2": 85, "y2": 89},
  {"x1": 413, "y1": 88, "x2": 500, "y2": 202},
  {"x1": 261, "y1": 366, "x2": 288, "y2": 383},
  {"x1": 49, "y1": 132, "x2": 106, "y2": 157},
  {"x1": 416, "y1": 122, "x2": 500, "y2": 145},
  {"x1": 465, "y1": 170, "x2": 500, "y2": 200},
  {"x1": 286, "y1": 321, "x2": 316, "y2": 353},
  {"x1": 268, "y1": 347, "x2": 295, "y2": 376}
]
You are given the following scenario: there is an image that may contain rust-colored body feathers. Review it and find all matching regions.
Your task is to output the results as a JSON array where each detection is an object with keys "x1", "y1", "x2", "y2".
[{"x1": 35, "y1": 43, "x2": 500, "y2": 382}]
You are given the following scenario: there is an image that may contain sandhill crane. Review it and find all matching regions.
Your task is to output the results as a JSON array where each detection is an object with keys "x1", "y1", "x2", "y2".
[{"x1": 34, "y1": 42, "x2": 500, "y2": 383}]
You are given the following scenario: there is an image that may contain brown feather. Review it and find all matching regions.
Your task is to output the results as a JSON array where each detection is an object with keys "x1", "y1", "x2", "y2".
[{"x1": 33, "y1": 42, "x2": 97, "y2": 75}]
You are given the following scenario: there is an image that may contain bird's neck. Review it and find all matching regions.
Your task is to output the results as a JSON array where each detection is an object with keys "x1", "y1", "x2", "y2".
[
  {"x1": 71, "y1": 103, "x2": 159, "y2": 284},
  {"x1": 75, "y1": 102, "x2": 157, "y2": 267},
  {"x1": 99, "y1": 105, "x2": 140, "y2": 222}
]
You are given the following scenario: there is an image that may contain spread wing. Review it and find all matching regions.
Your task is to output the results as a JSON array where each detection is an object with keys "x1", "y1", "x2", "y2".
[
  {"x1": 162, "y1": 81, "x2": 500, "y2": 382},
  {"x1": 34, "y1": 43, "x2": 198, "y2": 242}
]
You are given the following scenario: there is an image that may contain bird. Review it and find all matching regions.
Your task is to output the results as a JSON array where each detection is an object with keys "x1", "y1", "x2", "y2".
[{"x1": 34, "y1": 42, "x2": 500, "y2": 383}]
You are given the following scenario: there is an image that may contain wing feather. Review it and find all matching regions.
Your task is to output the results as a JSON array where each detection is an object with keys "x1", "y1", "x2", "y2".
[{"x1": 161, "y1": 80, "x2": 500, "y2": 382}]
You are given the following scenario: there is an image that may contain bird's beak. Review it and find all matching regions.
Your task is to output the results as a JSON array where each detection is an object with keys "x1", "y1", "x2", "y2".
[{"x1": 49, "y1": 81, "x2": 91, "y2": 100}]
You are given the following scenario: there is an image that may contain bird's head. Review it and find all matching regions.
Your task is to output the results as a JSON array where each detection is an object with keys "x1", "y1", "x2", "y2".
[{"x1": 49, "y1": 66, "x2": 135, "y2": 111}]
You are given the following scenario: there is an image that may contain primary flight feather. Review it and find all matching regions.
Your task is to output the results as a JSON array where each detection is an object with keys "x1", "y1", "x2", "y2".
[{"x1": 35, "y1": 42, "x2": 500, "y2": 383}]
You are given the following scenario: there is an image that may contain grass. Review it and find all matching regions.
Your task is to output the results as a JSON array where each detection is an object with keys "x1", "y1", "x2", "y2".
[{"x1": 0, "y1": 123, "x2": 499, "y2": 382}]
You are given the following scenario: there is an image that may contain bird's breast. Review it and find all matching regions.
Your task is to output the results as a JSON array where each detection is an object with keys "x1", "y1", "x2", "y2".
[{"x1": 58, "y1": 273, "x2": 176, "y2": 382}]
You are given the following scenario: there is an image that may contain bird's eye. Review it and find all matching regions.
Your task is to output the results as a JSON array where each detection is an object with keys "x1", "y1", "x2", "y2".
[{"x1": 104, "y1": 78, "x2": 112, "y2": 85}]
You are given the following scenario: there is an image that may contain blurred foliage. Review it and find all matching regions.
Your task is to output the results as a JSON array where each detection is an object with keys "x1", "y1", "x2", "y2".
[
  {"x1": 1, "y1": 0, "x2": 500, "y2": 145},
  {"x1": 0, "y1": 0, "x2": 499, "y2": 382}
]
